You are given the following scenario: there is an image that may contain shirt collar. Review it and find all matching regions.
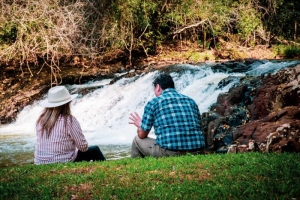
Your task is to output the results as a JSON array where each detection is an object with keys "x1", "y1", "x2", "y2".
[{"x1": 162, "y1": 88, "x2": 175, "y2": 94}]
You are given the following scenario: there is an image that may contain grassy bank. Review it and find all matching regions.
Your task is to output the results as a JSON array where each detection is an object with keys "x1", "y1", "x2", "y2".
[{"x1": 0, "y1": 152, "x2": 299, "y2": 199}]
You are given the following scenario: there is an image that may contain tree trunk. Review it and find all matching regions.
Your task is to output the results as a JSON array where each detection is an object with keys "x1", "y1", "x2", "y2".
[
  {"x1": 294, "y1": 21, "x2": 297, "y2": 41},
  {"x1": 203, "y1": 31, "x2": 206, "y2": 49}
]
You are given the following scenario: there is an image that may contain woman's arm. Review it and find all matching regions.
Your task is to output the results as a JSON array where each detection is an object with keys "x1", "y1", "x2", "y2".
[{"x1": 68, "y1": 116, "x2": 88, "y2": 152}]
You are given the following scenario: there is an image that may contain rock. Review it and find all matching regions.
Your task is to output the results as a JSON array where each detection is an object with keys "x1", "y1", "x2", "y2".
[
  {"x1": 235, "y1": 107, "x2": 300, "y2": 153},
  {"x1": 202, "y1": 64, "x2": 300, "y2": 154}
]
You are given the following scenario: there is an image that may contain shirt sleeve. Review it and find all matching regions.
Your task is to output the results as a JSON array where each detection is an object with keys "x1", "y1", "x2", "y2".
[
  {"x1": 67, "y1": 116, "x2": 88, "y2": 152},
  {"x1": 141, "y1": 101, "x2": 155, "y2": 132}
]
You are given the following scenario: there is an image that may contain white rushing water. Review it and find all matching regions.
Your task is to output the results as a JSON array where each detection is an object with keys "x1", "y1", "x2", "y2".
[{"x1": 0, "y1": 60, "x2": 299, "y2": 166}]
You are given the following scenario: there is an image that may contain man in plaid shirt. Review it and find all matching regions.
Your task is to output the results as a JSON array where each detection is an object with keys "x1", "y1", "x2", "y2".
[{"x1": 129, "y1": 73, "x2": 205, "y2": 158}]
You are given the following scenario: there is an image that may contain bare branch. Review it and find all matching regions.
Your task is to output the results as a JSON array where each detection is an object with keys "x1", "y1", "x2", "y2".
[{"x1": 172, "y1": 19, "x2": 208, "y2": 36}]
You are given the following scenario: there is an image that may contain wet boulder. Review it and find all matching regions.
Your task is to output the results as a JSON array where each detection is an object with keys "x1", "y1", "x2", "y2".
[
  {"x1": 202, "y1": 64, "x2": 300, "y2": 154},
  {"x1": 211, "y1": 60, "x2": 257, "y2": 73},
  {"x1": 233, "y1": 106, "x2": 300, "y2": 153}
]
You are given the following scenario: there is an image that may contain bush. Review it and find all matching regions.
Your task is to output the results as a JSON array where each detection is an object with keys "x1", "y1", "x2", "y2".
[
  {"x1": 283, "y1": 45, "x2": 300, "y2": 58},
  {"x1": 0, "y1": 23, "x2": 17, "y2": 44},
  {"x1": 273, "y1": 45, "x2": 300, "y2": 58}
]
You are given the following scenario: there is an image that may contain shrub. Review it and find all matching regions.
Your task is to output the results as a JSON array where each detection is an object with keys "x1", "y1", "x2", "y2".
[
  {"x1": 283, "y1": 45, "x2": 300, "y2": 58},
  {"x1": 273, "y1": 45, "x2": 300, "y2": 58}
]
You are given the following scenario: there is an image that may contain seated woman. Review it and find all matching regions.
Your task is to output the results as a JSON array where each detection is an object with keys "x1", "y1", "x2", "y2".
[{"x1": 34, "y1": 85, "x2": 105, "y2": 164}]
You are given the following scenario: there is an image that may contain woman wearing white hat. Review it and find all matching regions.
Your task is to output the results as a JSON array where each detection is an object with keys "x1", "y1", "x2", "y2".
[{"x1": 34, "y1": 85, "x2": 105, "y2": 164}]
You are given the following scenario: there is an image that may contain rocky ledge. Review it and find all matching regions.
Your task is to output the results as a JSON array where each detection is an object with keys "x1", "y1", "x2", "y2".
[{"x1": 202, "y1": 62, "x2": 300, "y2": 153}]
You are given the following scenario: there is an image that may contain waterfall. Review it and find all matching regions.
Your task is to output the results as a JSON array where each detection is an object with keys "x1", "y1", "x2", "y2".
[{"x1": 0, "y1": 60, "x2": 299, "y2": 166}]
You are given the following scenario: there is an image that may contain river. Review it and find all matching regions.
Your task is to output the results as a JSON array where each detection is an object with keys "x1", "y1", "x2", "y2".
[{"x1": 0, "y1": 60, "x2": 299, "y2": 167}]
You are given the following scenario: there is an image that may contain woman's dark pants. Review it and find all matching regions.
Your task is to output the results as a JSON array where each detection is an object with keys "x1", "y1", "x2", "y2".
[{"x1": 74, "y1": 145, "x2": 106, "y2": 162}]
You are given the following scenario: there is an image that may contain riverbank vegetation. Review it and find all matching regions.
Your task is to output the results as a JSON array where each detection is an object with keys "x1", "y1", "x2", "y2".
[
  {"x1": 0, "y1": 152, "x2": 299, "y2": 199},
  {"x1": 1, "y1": 0, "x2": 300, "y2": 81},
  {"x1": 0, "y1": 0, "x2": 300, "y2": 123}
]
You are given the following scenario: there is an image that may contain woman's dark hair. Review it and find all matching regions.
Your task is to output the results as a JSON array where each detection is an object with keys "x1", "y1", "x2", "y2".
[{"x1": 153, "y1": 73, "x2": 175, "y2": 89}]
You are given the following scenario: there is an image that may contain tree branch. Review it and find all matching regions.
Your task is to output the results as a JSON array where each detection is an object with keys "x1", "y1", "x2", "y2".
[{"x1": 172, "y1": 19, "x2": 208, "y2": 36}]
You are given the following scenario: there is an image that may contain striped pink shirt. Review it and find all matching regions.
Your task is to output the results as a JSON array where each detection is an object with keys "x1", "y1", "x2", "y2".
[{"x1": 34, "y1": 115, "x2": 88, "y2": 164}]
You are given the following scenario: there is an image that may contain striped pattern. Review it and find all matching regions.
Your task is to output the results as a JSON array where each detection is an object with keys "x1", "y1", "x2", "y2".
[
  {"x1": 141, "y1": 88, "x2": 205, "y2": 150},
  {"x1": 34, "y1": 115, "x2": 88, "y2": 164}
]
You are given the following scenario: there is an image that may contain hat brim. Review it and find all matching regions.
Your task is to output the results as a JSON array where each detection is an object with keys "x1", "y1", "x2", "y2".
[{"x1": 40, "y1": 94, "x2": 78, "y2": 108}]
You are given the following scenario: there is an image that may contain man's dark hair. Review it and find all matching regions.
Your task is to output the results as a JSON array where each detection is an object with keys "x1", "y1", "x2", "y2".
[{"x1": 153, "y1": 73, "x2": 175, "y2": 89}]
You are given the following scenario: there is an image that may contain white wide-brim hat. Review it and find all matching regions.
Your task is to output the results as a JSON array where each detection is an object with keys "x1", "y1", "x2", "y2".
[{"x1": 40, "y1": 86, "x2": 78, "y2": 108}]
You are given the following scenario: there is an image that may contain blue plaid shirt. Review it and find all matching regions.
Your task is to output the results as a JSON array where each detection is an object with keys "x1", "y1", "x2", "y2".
[{"x1": 141, "y1": 88, "x2": 205, "y2": 150}]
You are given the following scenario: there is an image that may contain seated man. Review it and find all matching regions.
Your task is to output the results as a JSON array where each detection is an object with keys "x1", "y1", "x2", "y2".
[{"x1": 129, "y1": 73, "x2": 205, "y2": 158}]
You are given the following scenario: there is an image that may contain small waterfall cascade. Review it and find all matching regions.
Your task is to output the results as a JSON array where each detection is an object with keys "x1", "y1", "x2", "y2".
[{"x1": 0, "y1": 60, "x2": 299, "y2": 166}]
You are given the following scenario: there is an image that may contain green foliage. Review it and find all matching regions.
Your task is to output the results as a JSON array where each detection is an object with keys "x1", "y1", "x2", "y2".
[
  {"x1": 283, "y1": 45, "x2": 300, "y2": 58},
  {"x1": 256, "y1": 0, "x2": 299, "y2": 41},
  {"x1": 0, "y1": 0, "x2": 299, "y2": 70},
  {"x1": 273, "y1": 44, "x2": 285, "y2": 55},
  {"x1": 273, "y1": 45, "x2": 300, "y2": 58},
  {"x1": 0, "y1": 23, "x2": 18, "y2": 44},
  {"x1": 237, "y1": 7, "x2": 261, "y2": 38},
  {"x1": 0, "y1": 153, "x2": 299, "y2": 199}
]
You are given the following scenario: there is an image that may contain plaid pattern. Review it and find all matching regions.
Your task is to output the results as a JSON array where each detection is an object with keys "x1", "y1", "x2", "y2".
[{"x1": 141, "y1": 88, "x2": 205, "y2": 150}]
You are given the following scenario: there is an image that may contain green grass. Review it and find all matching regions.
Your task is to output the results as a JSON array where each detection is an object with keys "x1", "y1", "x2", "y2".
[{"x1": 1, "y1": 152, "x2": 299, "y2": 199}]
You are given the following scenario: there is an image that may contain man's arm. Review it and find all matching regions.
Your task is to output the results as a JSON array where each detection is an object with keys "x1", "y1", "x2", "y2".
[{"x1": 137, "y1": 127, "x2": 149, "y2": 139}]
